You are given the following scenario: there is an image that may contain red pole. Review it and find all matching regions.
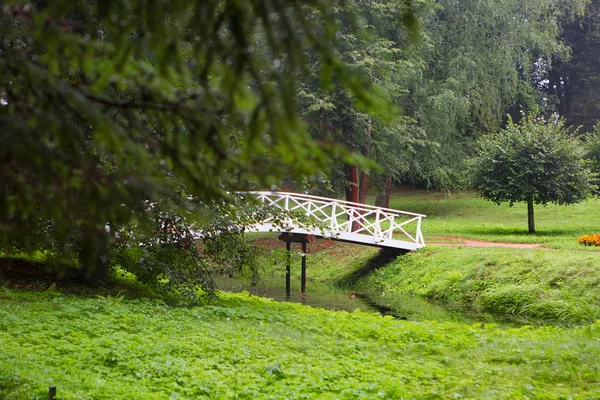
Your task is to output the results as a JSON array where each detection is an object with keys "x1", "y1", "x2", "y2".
[{"x1": 350, "y1": 165, "x2": 360, "y2": 231}]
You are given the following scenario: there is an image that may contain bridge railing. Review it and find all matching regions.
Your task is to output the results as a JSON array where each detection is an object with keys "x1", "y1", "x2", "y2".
[{"x1": 240, "y1": 191, "x2": 425, "y2": 246}]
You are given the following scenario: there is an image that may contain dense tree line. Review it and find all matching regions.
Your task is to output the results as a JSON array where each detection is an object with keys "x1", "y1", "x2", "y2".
[
  {"x1": 301, "y1": 0, "x2": 590, "y2": 205},
  {"x1": 548, "y1": 0, "x2": 600, "y2": 133}
]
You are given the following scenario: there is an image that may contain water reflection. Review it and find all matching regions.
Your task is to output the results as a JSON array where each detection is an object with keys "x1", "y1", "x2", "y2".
[{"x1": 214, "y1": 273, "x2": 505, "y2": 325}]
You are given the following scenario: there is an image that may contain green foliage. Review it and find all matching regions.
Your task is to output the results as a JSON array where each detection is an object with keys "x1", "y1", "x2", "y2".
[
  {"x1": 298, "y1": 0, "x2": 437, "y2": 192},
  {"x1": 469, "y1": 112, "x2": 593, "y2": 232},
  {"x1": 361, "y1": 247, "x2": 600, "y2": 324},
  {"x1": 304, "y1": 0, "x2": 590, "y2": 191},
  {"x1": 109, "y1": 195, "x2": 319, "y2": 300},
  {"x1": 548, "y1": 0, "x2": 600, "y2": 132},
  {"x1": 400, "y1": 0, "x2": 588, "y2": 187},
  {"x1": 587, "y1": 122, "x2": 600, "y2": 162},
  {"x1": 110, "y1": 203, "x2": 216, "y2": 302},
  {"x1": 0, "y1": 0, "x2": 404, "y2": 276},
  {"x1": 2, "y1": 290, "x2": 600, "y2": 398},
  {"x1": 584, "y1": 122, "x2": 600, "y2": 193}
]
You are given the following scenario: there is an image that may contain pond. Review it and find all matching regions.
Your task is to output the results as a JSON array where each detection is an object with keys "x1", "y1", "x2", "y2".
[{"x1": 214, "y1": 272, "x2": 508, "y2": 325}]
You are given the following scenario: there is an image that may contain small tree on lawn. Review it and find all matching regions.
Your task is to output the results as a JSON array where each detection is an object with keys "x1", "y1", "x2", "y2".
[{"x1": 469, "y1": 112, "x2": 593, "y2": 233}]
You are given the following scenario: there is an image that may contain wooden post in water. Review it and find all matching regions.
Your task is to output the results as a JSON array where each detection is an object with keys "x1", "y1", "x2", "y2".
[
  {"x1": 285, "y1": 241, "x2": 291, "y2": 298},
  {"x1": 301, "y1": 241, "x2": 307, "y2": 294},
  {"x1": 278, "y1": 233, "x2": 314, "y2": 297}
]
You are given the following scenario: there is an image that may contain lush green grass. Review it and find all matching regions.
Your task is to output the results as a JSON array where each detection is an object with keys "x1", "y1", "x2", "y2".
[
  {"x1": 2, "y1": 289, "x2": 600, "y2": 399},
  {"x1": 3, "y1": 190, "x2": 600, "y2": 398},
  {"x1": 356, "y1": 246, "x2": 600, "y2": 324},
  {"x1": 386, "y1": 189, "x2": 600, "y2": 249}
]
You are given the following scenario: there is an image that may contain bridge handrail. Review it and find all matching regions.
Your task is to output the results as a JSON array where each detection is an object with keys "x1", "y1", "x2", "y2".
[
  {"x1": 238, "y1": 191, "x2": 426, "y2": 246},
  {"x1": 239, "y1": 191, "x2": 426, "y2": 218}
]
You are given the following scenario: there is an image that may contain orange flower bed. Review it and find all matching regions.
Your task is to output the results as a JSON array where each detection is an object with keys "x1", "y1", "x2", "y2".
[{"x1": 577, "y1": 233, "x2": 600, "y2": 247}]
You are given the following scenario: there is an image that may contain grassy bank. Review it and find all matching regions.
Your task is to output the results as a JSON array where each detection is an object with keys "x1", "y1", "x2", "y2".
[
  {"x1": 357, "y1": 246, "x2": 600, "y2": 324},
  {"x1": 261, "y1": 241, "x2": 600, "y2": 324},
  {"x1": 2, "y1": 289, "x2": 600, "y2": 399}
]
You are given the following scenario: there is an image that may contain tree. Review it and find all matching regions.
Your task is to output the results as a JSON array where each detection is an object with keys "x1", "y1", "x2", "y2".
[
  {"x1": 547, "y1": 0, "x2": 600, "y2": 133},
  {"x1": 469, "y1": 113, "x2": 593, "y2": 233},
  {"x1": 0, "y1": 1, "x2": 409, "y2": 281},
  {"x1": 300, "y1": 0, "x2": 589, "y2": 203},
  {"x1": 297, "y1": 0, "x2": 432, "y2": 204}
]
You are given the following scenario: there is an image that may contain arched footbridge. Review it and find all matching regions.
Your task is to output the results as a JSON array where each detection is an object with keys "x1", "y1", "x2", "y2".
[{"x1": 241, "y1": 191, "x2": 426, "y2": 253}]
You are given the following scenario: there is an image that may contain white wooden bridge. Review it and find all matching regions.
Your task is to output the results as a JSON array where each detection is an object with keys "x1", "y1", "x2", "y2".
[{"x1": 240, "y1": 191, "x2": 426, "y2": 252}]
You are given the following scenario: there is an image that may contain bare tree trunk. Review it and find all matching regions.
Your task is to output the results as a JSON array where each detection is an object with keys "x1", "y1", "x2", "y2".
[
  {"x1": 359, "y1": 171, "x2": 369, "y2": 204},
  {"x1": 527, "y1": 198, "x2": 536, "y2": 234},
  {"x1": 345, "y1": 165, "x2": 360, "y2": 203},
  {"x1": 344, "y1": 165, "x2": 360, "y2": 231},
  {"x1": 78, "y1": 225, "x2": 109, "y2": 283},
  {"x1": 358, "y1": 119, "x2": 372, "y2": 205},
  {"x1": 349, "y1": 165, "x2": 360, "y2": 231},
  {"x1": 375, "y1": 177, "x2": 392, "y2": 209}
]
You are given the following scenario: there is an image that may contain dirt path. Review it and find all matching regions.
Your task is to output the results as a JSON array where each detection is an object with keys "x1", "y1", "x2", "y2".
[{"x1": 428, "y1": 235, "x2": 552, "y2": 250}]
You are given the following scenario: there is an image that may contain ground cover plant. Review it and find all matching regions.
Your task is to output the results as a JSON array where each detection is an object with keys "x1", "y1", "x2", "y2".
[
  {"x1": 2, "y1": 289, "x2": 600, "y2": 399},
  {"x1": 3, "y1": 190, "x2": 600, "y2": 398}
]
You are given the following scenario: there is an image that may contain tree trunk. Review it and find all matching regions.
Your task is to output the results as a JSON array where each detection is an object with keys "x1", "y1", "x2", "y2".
[
  {"x1": 358, "y1": 119, "x2": 372, "y2": 205},
  {"x1": 344, "y1": 164, "x2": 360, "y2": 232},
  {"x1": 527, "y1": 198, "x2": 536, "y2": 234},
  {"x1": 375, "y1": 177, "x2": 392, "y2": 209},
  {"x1": 349, "y1": 165, "x2": 360, "y2": 231},
  {"x1": 344, "y1": 165, "x2": 360, "y2": 204},
  {"x1": 78, "y1": 225, "x2": 109, "y2": 283},
  {"x1": 358, "y1": 171, "x2": 369, "y2": 204}
]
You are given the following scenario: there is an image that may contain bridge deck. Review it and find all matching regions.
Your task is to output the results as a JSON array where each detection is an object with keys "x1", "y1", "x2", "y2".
[{"x1": 251, "y1": 223, "x2": 424, "y2": 251}]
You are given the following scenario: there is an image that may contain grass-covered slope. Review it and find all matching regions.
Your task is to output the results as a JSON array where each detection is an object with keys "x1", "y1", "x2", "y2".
[
  {"x1": 2, "y1": 289, "x2": 600, "y2": 399},
  {"x1": 358, "y1": 247, "x2": 600, "y2": 324}
]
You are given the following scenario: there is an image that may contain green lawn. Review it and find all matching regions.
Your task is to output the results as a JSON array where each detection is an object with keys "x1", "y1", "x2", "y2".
[
  {"x1": 387, "y1": 189, "x2": 600, "y2": 249},
  {"x1": 2, "y1": 289, "x2": 600, "y2": 399}
]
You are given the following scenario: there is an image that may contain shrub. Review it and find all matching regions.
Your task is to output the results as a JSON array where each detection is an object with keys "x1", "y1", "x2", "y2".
[{"x1": 110, "y1": 203, "x2": 216, "y2": 302}]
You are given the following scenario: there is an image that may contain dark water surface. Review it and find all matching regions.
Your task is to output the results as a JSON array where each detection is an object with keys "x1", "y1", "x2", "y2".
[{"x1": 214, "y1": 273, "x2": 503, "y2": 325}]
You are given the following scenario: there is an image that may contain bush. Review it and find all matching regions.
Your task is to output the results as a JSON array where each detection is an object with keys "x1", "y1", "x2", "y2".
[
  {"x1": 110, "y1": 203, "x2": 216, "y2": 302},
  {"x1": 110, "y1": 194, "x2": 316, "y2": 303}
]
